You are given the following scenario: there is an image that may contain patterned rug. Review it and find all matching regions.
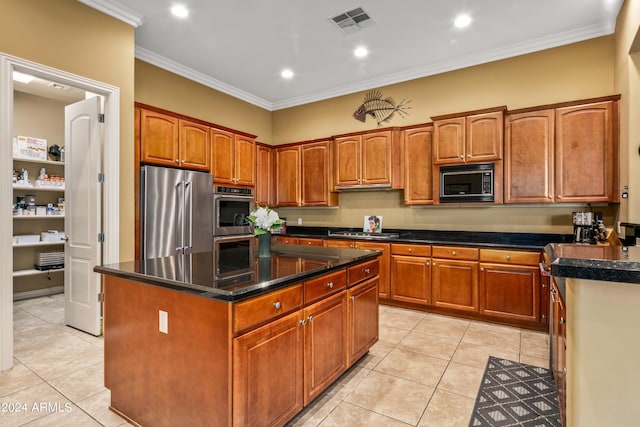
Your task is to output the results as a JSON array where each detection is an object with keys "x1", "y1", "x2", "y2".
[{"x1": 468, "y1": 356, "x2": 561, "y2": 427}]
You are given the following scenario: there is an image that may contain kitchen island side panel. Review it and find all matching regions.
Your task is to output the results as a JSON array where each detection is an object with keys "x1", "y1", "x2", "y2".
[{"x1": 103, "y1": 276, "x2": 232, "y2": 427}]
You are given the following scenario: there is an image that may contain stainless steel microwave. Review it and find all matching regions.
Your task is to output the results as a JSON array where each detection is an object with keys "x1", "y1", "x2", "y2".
[{"x1": 439, "y1": 163, "x2": 494, "y2": 202}]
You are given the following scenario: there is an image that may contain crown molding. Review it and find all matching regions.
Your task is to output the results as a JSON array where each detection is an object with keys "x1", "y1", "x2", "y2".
[{"x1": 78, "y1": 0, "x2": 145, "y2": 28}]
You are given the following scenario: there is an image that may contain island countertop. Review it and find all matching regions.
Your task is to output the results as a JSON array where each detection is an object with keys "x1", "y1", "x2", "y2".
[
  {"x1": 545, "y1": 243, "x2": 640, "y2": 286},
  {"x1": 94, "y1": 244, "x2": 380, "y2": 301}
]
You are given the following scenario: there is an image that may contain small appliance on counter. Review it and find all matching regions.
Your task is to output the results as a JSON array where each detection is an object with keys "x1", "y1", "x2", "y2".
[{"x1": 572, "y1": 211, "x2": 602, "y2": 244}]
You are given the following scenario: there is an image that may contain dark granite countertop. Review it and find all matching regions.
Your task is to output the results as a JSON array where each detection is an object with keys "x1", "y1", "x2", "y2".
[
  {"x1": 94, "y1": 244, "x2": 380, "y2": 302},
  {"x1": 281, "y1": 226, "x2": 574, "y2": 250},
  {"x1": 545, "y1": 244, "x2": 640, "y2": 299}
]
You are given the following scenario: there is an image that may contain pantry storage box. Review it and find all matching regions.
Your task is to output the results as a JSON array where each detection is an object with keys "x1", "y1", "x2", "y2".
[
  {"x1": 13, "y1": 136, "x2": 47, "y2": 161},
  {"x1": 15, "y1": 235, "x2": 40, "y2": 244}
]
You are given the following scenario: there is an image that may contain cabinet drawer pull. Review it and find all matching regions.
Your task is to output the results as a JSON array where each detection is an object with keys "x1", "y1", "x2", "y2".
[
  {"x1": 408, "y1": 248, "x2": 413, "y2": 252},
  {"x1": 327, "y1": 282, "x2": 334, "y2": 289},
  {"x1": 452, "y1": 251, "x2": 457, "y2": 256},
  {"x1": 506, "y1": 255, "x2": 511, "y2": 261},
  {"x1": 364, "y1": 268, "x2": 371, "y2": 274},
  {"x1": 273, "y1": 301, "x2": 281, "y2": 310}
]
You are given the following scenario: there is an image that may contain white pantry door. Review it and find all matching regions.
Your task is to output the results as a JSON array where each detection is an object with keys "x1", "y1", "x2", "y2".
[{"x1": 64, "y1": 96, "x2": 103, "y2": 336}]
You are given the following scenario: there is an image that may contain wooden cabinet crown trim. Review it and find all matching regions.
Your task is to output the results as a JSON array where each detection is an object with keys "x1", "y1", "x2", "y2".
[
  {"x1": 431, "y1": 105, "x2": 507, "y2": 122},
  {"x1": 135, "y1": 102, "x2": 257, "y2": 139},
  {"x1": 505, "y1": 94, "x2": 621, "y2": 116}
]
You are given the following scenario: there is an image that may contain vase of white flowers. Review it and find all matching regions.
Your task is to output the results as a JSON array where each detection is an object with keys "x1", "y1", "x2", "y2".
[{"x1": 246, "y1": 205, "x2": 284, "y2": 257}]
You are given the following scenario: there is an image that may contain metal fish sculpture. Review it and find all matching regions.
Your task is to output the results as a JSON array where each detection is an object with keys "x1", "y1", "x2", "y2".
[{"x1": 353, "y1": 90, "x2": 411, "y2": 126}]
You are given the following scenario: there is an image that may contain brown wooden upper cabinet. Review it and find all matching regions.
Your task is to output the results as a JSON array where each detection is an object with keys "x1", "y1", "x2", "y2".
[
  {"x1": 555, "y1": 100, "x2": 617, "y2": 203},
  {"x1": 433, "y1": 109, "x2": 504, "y2": 165},
  {"x1": 403, "y1": 125, "x2": 434, "y2": 205},
  {"x1": 140, "y1": 109, "x2": 211, "y2": 172},
  {"x1": 276, "y1": 140, "x2": 337, "y2": 207},
  {"x1": 211, "y1": 127, "x2": 255, "y2": 186},
  {"x1": 504, "y1": 109, "x2": 555, "y2": 203},
  {"x1": 334, "y1": 130, "x2": 401, "y2": 190},
  {"x1": 255, "y1": 143, "x2": 274, "y2": 206}
]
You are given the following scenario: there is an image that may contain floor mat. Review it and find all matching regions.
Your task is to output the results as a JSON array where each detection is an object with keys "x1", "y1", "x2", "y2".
[{"x1": 468, "y1": 356, "x2": 561, "y2": 427}]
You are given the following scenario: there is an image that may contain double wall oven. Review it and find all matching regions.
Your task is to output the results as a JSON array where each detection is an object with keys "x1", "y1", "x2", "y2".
[{"x1": 213, "y1": 185, "x2": 255, "y2": 280}]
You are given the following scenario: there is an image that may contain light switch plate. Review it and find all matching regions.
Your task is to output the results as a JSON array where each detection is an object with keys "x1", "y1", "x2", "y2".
[{"x1": 159, "y1": 310, "x2": 168, "y2": 334}]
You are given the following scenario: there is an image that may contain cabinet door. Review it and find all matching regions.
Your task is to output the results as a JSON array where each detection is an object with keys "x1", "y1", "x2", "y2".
[
  {"x1": 431, "y1": 259, "x2": 478, "y2": 312},
  {"x1": 233, "y1": 310, "x2": 304, "y2": 427},
  {"x1": 352, "y1": 241, "x2": 390, "y2": 299},
  {"x1": 255, "y1": 144, "x2": 273, "y2": 206},
  {"x1": 303, "y1": 292, "x2": 347, "y2": 404},
  {"x1": 466, "y1": 111, "x2": 503, "y2": 162},
  {"x1": 275, "y1": 146, "x2": 301, "y2": 207},
  {"x1": 211, "y1": 128, "x2": 235, "y2": 184},
  {"x1": 179, "y1": 120, "x2": 210, "y2": 171},
  {"x1": 301, "y1": 141, "x2": 333, "y2": 206},
  {"x1": 347, "y1": 277, "x2": 379, "y2": 366},
  {"x1": 361, "y1": 131, "x2": 392, "y2": 186},
  {"x1": 555, "y1": 101, "x2": 616, "y2": 202},
  {"x1": 433, "y1": 117, "x2": 465, "y2": 164},
  {"x1": 404, "y1": 126, "x2": 434, "y2": 204},
  {"x1": 140, "y1": 109, "x2": 179, "y2": 167},
  {"x1": 479, "y1": 263, "x2": 540, "y2": 323},
  {"x1": 334, "y1": 135, "x2": 361, "y2": 187},
  {"x1": 391, "y1": 255, "x2": 431, "y2": 305},
  {"x1": 234, "y1": 136, "x2": 256, "y2": 186},
  {"x1": 504, "y1": 110, "x2": 555, "y2": 203}
]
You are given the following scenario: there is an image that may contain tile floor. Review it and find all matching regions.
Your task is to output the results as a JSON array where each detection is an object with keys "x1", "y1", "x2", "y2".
[{"x1": 1, "y1": 294, "x2": 550, "y2": 427}]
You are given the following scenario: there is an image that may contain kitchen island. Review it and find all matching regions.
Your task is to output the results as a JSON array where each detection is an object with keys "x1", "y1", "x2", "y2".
[
  {"x1": 94, "y1": 244, "x2": 380, "y2": 427},
  {"x1": 545, "y1": 243, "x2": 640, "y2": 427}
]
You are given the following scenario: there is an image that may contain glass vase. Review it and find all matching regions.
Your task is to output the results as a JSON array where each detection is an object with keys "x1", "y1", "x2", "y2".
[{"x1": 257, "y1": 233, "x2": 271, "y2": 258}]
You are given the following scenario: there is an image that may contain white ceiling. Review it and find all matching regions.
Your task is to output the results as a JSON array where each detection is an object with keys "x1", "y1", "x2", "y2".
[{"x1": 80, "y1": 0, "x2": 623, "y2": 111}]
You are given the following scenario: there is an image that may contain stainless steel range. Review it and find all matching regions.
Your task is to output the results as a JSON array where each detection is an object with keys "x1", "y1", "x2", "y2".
[{"x1": 328, "y1": 230, "x2": 400, "y2": 240}]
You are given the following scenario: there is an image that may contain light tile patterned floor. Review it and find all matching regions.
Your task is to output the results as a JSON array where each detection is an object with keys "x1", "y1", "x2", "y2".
[{"x1": 0, "y1": 295, "x2": 550, "y2": 426}]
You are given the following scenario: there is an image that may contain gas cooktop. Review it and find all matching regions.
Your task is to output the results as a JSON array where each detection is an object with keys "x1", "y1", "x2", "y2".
[{"x1": 328, "y1": 231, "x2": 400, "y2": 240}]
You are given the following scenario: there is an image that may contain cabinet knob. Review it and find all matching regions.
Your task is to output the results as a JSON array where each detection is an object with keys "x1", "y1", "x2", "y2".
[
  {"x1": 175, "y1": 159, "x2": 180, "y2": 163},
  {"x1": 460, "y1": 155, "x2": 464, "y2": 159},
  {"x1": 433, "y1": 262, "x2": 437, "y2": 266},
  {"x1": 327, "y1": 282, "x2": 334, "y2": 289},
  {"x1": 560, "y1": 317, "x2": 566, "y2": 324},
  {"x1": 408, "y1": 248, "x2": 412, "y2": 252},
  {"x1": 467, "y1": 154, "x2": 471, "y2": 158},
  {"x1": 506, "y1": 255, "x2": 511, "y2": 261},
  {"x1": 307, "y1": 242, "x2": 312, "y2": 245},
  {"x1": 364, "y1": 268, "x2": 371, "y2": 274},
  {"x1": 480, "y1": 267, "x2": 485, "y2": 271},
  {"x1": 542, "y1": 284, "x2": 547, "y2": 289},
  {"x1": 300, "y1": 319, "x2": 306, "y2": 326},
  {"x1": 426, "y1": 261, "x2": 430, "y2": 266},
  {"x1": 452, "y1": 251, "x2": 457, "y2": 256},
  {"x1": 181, "y1": 160, "x2": 185, "y2": 164},
  {"x1": 307, "y1": 315, "x2": 313, "y2": 322},
  {"x1": 273, "y1": 301, "x2": 281, "y2": 310},
  {"x1": 350, "y1": 295, "x2": 355, "y2": 301}
]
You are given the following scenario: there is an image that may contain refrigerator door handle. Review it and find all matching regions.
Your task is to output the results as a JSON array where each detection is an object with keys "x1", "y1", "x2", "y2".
[
  {"x1": 175, "y1": 181, "x2": 184, "y2": 252},
  {"x1": 185, "y1": 180, "x2": 193, "y2": 250}
]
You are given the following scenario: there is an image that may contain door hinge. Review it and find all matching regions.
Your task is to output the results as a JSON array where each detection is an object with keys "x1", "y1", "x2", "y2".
[
  {"x1": 98, "y1": 233, "x2": 105, "y2": 243},
  {"x1": 98, "y1": 293, "x2": 104, "y2": 303},
  {"x1": 98, "y1": 173, "x2": 105, "y2": 183},
  {"x1": 98, "y1": 114, "x2": 105, "y2": 123}
]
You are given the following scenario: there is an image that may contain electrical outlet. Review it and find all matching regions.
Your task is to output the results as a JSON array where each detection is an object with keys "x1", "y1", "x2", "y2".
[
  {"x1": 159, "y1": 310, "x2": 168, "y2": 334},
  {"x1": 297, "y1": 217, "x2": 303, "y2": 225}
]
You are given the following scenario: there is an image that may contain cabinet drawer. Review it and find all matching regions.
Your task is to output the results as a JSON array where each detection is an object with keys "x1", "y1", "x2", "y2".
[
  {"x1": 348, "y1": 260, "x2": 379, "y2": 286},
  {"x1": 273, "y1": 236, "x2": 299, "y2": 245},
  {"x1": 298, "y1": 238, "x2": 324, "y2": 247},
  {"x1": 305, "y1": 270, "x2": 347, "y2": 303},
  {"x1": 234, "y1": 284, "x2": 303, "y2": 333},
  {"x1": 391, "y1": 243, "x2": 431, "y2": 257},
  {"x1": 432, "y1": 246, "x2": 478, "y2": 261},
  {"x1": 480, "y1": 249, "x2": 540, "y2": 266}
]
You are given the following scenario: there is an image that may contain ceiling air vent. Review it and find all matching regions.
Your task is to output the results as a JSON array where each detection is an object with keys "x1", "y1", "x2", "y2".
[{"x1": 331, "y1": 7, "x2": 374, "y2": 33}]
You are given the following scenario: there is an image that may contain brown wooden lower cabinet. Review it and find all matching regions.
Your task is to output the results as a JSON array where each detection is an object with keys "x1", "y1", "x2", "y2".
[
  {"x1": 347, "y1": 276, "x2": 379, "y2": 365},
  {"x1": 431, "y1": 258, "x2": 479, "y2": 312},
  {"x1": 479, "y1": 263, "x2": 541, "y2": 323},
  {"x1": 233, "y1": 310, "x2": 304, "y2": 427},
  {"x1": 390, "y1": 243, "x2": 431, "y2": 305}
]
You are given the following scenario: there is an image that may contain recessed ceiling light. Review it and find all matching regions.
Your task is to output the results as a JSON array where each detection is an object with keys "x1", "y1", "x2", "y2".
[
  {"x1": 281, "y1": 69, "x2": 294, "y2": 79},
  {"x1": 454, "y1": 14, "x2": 472, "y2": 28},
  {"x1": 13, "y1": 71, "x2": 35, "y2": 84},
  {"x1": 354, "y1": 46, "x2": 368, "y2": 58},
  {"x1": 171, "y1": 4, "x2": 189, "y2": 18}
]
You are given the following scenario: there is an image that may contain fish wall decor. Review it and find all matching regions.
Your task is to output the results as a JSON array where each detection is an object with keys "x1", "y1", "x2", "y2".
[{"x1": 353, "y1": 90, "x2": 411, "y2": 126}]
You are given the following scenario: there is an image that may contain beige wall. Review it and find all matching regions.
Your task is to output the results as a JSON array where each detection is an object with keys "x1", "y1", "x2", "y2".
[
  {"x1": 0, "y1": 0, "x2": 135, "y2": 261},
  {"x1": 614, "y1": 0, "x2": 640, "y2": 224},
  {"x1": 135, "y1": 60, "x2": 273, "y2": 142},
  {"x1": 272, "y1": 37, "x2": 618, "y2": 233}
]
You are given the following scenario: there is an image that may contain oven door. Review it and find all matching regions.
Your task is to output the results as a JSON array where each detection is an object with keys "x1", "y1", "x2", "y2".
[
  {"x1": 214, "y1": 195, "x2": 254, "y2": 236},
  {"x1": 214, "y1": 235, "x2": 255, "y2": 279}
]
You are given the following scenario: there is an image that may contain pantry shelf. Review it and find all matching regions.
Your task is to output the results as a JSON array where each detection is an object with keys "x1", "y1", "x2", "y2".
[
  {"x1": 13, "y1": 241, "x2": 64, "y2": 248},
  {"x1": 12, "y1": 268, "x2": 65, "y2": 278}
]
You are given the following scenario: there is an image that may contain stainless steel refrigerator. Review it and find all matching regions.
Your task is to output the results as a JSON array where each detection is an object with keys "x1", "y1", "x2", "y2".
[{"x1": 140, "y1": 165, "x2": 213, "y2": 259}]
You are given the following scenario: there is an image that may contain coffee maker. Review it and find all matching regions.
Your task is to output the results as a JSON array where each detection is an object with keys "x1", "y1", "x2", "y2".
[{"x1": 572, "y1": 211, "x2": 601, "y2": 244}]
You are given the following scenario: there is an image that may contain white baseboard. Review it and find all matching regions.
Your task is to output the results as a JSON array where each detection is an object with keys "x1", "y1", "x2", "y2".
[{"x1": 13, "y1": 286, "x2": 63, "y2": 301}]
